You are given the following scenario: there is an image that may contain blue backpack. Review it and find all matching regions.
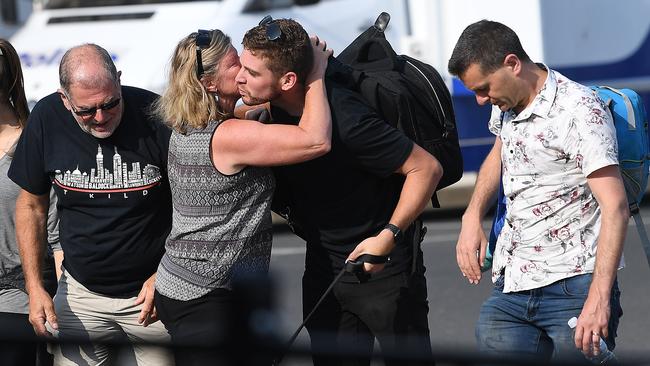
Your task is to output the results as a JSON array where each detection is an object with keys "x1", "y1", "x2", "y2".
[{"x1": 484, "y1": 86, "x2": 650, "y2": 271}]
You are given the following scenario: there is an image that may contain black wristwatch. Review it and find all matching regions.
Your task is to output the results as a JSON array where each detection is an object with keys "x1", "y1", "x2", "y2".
[{"x1": 384, "y1": 223, "x2": 403, "y2": 243}]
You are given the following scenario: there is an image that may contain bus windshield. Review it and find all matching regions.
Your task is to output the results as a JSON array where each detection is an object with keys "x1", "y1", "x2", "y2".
[{"x1": 44, "y1": 0, "x2": 218, "y2": 9}]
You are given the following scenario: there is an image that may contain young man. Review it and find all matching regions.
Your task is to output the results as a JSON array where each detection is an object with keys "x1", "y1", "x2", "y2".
[
  {"x1": 448, "y1": 20, "x2": 628, "y2": 362},
  {"x1": 237, "y1": 18, "x2": 441, "y2": 365},
  {"x1": 9, "y1": 44, "x2": 173, "y2": 365}
]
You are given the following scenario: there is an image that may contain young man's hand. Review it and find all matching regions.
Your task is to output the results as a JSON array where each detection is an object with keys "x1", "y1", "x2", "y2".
[
  {"x1": 347, "y1": 230, "x2": 395, "y2": 273},
  {"x1": 305, "y1": 35, "x2": 333, "y2": 86}
]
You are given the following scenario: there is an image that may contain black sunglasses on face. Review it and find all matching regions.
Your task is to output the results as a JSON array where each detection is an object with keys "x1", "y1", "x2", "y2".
[
  {"x1": 195, "y1": 29, "x2": 211, "y2": 78},
  {"x1": 259, "y1": 15, "x2": 281, "y2": 41},
  {"x1": 67, "y1": 95, "x2": 121, "y2": 118}
]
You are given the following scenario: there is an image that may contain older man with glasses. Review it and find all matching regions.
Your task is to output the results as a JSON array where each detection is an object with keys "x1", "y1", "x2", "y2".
[{"x1": 9, "y1": 43, "x2": 174, "y2": 365}]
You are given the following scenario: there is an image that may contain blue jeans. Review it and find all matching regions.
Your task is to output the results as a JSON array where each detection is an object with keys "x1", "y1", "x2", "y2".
[{"x1": 476, "y1": 273, "x2": 623, "y2": 363}]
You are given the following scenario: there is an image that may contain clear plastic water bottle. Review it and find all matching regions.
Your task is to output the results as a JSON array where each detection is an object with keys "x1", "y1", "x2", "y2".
[{"x1": 568, "y1": 317, "x2": 617, "y2": 364}]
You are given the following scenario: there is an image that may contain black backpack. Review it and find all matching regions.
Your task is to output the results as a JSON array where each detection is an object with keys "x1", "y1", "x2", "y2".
[{"x1": 333, "y1": 12, "x2": 462, "y2": 207}]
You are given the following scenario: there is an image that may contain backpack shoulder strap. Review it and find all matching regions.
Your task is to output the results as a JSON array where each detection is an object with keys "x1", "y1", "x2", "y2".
[{"x1": 597, "y1": 86, "x2": 637, "y2": 130}]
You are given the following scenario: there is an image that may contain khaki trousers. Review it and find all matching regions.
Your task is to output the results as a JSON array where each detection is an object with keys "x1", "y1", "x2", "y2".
[{"x1": 48, "y1": 270, "x2": 174, "y2": 366}]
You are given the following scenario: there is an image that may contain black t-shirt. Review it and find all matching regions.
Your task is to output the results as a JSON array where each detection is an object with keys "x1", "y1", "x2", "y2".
[
  {"x1": 272, "y1": 78, "x2": 414, "y2": 280},
  {"x1": 9, "y1": 86, "x2": 172, "y2": 296}
]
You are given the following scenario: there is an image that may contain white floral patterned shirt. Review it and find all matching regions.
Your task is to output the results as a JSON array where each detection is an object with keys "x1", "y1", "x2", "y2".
[{"x1": 489, "y1": 66, "x2": 623, "y2": 293}]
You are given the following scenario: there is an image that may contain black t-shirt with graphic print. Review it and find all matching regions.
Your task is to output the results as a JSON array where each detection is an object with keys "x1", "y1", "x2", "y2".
[{"x1": 9, "y1": 86, "x2": 172, "y2": 297}]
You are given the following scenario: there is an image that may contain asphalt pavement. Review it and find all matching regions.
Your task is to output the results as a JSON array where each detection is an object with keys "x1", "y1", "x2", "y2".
[{"x1": 267, "y1": 206, "x2": 650, "y2": 365}]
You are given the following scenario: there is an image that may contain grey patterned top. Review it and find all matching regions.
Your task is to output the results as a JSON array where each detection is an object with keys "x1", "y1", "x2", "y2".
[
  {"x1": 1, "y1": 142, "x2": 59, "y2": 296},
  {"x1": 155, "y1": 120, "x2": 275, "y2": 300}
]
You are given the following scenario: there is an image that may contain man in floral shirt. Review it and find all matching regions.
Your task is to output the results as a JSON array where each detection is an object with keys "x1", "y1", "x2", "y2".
[{"x1": 448, "y1": 20, "x2": 629, "y2": 362}]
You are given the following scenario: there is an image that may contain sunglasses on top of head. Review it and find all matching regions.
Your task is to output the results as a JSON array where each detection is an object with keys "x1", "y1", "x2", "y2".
[
  {"x1": 259, "y1": 15, "x2": 282, "y2": 41},
  {"x1": 195, "y1": 29, "x2": 212, "y2": 78}
]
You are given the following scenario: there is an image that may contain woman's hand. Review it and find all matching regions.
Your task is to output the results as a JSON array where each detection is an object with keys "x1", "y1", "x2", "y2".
[{"x1": 306, "y1": 35, "x2": 333, "y2": 85}]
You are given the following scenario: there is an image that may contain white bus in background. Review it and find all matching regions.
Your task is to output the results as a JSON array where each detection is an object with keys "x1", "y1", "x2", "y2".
[
  {"x1": 10, "y1": 0, "x2": 409, "y2": 107},
  {"x1": 9, "y1": 0, "x2": 650, "y2": 204}
]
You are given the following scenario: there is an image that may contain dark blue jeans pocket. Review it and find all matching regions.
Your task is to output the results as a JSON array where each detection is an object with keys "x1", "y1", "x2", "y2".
[{"x1": 560, "y1": 273, "x2": 592, "y2": 297}]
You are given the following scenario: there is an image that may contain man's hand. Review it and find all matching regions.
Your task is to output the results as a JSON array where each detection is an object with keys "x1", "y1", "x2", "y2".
[
  {"x1": 347, "y1": 230, "x2": 395, "y2": 273},
  {"x1": 306, "y1": 35, "x2": 333, "y2": 86},
  {"x1": 134, "y1": 273, "x2": 158, "y2": 327},
  {"x1": 244, "y1": 106, "x2": 270, "y2": 123},
  {"x1": 574, "y1": 289, "x2": 611, "y2": 357},
  {"x1": 456, "y1": 217, "x2": 487, "y2": 285},
  {"x1": 28, "y1": 286, "x2": 57, "y2": 337}
]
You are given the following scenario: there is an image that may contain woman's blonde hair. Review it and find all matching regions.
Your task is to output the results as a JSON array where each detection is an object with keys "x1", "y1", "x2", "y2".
[{"x1": 155, "y1": 29, "x2": 232, "y2": 133}]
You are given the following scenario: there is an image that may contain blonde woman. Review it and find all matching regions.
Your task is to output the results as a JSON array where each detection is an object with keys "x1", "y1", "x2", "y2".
[{"x1": 153, "y1": 28, "x2": 332, "y2": 365}]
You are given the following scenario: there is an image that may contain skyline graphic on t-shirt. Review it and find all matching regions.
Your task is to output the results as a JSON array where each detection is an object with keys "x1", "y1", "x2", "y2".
[{"x1": 53, "y1": 144, "x2": 162, "y2": 193}]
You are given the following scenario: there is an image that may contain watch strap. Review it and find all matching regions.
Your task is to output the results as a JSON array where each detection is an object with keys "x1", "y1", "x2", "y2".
[{"x1": 384, "y1": 223, "x2": 403, "y2": 243}]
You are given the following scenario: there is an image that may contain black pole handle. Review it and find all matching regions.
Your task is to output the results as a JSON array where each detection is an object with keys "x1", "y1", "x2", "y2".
[{"x1": 344, "y1": 253, "x2": 390, "y2": 274}]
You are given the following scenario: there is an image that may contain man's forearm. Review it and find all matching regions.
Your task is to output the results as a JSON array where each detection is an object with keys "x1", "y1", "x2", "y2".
[
  {"x1": 15, "y1": 189, "x2": 49, "y2": 293},
  {"x1": 574, "y1": 166, "x2": 628, "y2": 350},
  {"x1": 585, "y1": 166, "x2": 629, "y2": 298},
  {"x1": 389, "y1": 146, "x2": 442, "y2": 230},
  {"x1": 346, "y1": 145, "x2": 440, "y2": 272},
  {"x1": 590, "y1": 203, "x2": 628, "y2": 297}
]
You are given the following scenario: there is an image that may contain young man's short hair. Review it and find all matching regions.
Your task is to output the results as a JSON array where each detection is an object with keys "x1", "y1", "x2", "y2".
[{"x1": 242, "y1": 18, "x2": 313, "y2": 84}]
